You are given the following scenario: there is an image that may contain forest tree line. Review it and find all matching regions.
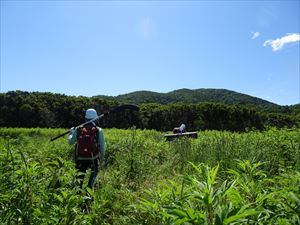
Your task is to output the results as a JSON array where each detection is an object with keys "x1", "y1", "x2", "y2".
[{"x1": 0, "y1": 91, "x2": 299, "y2": 131}]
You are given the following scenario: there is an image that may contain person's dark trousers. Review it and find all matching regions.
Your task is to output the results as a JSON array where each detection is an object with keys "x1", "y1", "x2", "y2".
[{"x1": 76, "y1": 159, "x2": 99, "y2": 189}]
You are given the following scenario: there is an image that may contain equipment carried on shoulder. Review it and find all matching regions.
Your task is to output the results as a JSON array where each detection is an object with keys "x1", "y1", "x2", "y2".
[
  {"x1": 50, "y1": 104, "x2": 139, "y2": 142},
  {"x1": 76, "y1": 125, "x2": 99, "y2": 158}
]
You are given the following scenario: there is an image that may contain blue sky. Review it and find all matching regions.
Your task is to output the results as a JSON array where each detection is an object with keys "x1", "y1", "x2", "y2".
[{"x1": 1, "y1": 1, "x2": 299, "y2": 105}]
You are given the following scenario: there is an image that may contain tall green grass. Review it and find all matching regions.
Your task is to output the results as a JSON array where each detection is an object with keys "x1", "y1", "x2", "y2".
[{"x1": 0, "y1": 127, "x2": 299, "y2": 224}]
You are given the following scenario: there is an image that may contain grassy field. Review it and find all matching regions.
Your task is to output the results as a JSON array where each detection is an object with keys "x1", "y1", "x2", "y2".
[{"x1": 0, "y1": 127, "x2": 299, "y2": 224}]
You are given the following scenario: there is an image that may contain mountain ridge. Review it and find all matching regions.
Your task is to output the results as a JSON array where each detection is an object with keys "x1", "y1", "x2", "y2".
[{"x1": 95, "y1": 88, "x2": 280, "y2": 107}]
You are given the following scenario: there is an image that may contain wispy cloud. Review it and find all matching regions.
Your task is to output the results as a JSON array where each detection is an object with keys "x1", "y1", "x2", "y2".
[
  {"x1": 138, "y1": 17, "x2": 154, "y2": 40},
  {"x1": 251, "y1": 31, "x2": 260, "y2": 39},
  {"x1": 264, "y1": 33, "x2": 300, "y2": 51}
]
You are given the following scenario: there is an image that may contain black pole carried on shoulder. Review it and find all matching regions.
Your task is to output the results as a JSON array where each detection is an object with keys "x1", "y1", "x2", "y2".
[{"x1": 50, "y1": 104, "x2": 139, "y2": 142}]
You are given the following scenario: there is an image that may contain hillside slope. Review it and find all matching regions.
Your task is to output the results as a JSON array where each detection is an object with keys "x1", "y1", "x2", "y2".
[{"x1": 105, "y1": 88, "x2": 279, "y2": 108}]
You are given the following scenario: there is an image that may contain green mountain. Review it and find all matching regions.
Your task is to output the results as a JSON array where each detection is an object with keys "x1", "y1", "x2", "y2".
[{"x1": 97, "y1": 88, "x2": 280, "y2": 108}]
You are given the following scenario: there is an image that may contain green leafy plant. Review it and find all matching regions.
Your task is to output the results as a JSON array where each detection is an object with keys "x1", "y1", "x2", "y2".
[{"x1": 0, "y1": 127, "x2": 299, "y2": 224}]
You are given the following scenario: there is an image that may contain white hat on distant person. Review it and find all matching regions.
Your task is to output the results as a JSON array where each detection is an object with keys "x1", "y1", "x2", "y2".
[{"x1": 85, "y1": 108, "x2": 98, "y2": 120}]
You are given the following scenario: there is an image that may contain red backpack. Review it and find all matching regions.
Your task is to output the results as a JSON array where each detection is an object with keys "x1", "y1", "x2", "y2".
[{"x1": 76, "y1": 125, "x2": 99, "y2": 158}]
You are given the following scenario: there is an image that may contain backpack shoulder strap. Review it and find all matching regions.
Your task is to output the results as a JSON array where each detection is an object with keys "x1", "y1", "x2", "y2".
[{"x1": 76, "y1": 127, "x2": 82, "y2": 138}]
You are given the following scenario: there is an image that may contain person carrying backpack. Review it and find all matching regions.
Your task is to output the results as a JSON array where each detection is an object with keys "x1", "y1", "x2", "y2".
[{"x1": 68, "y1": 108, "x2": 105, "y2": 189}]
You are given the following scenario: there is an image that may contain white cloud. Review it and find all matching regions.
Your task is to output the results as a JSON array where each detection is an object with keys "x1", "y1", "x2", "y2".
[
  {"x1": 251, "y1": 31, "x2": 260, "y2": 39},
  {"x1": 264, "y1": 33, "x2": 300, "y2": 51}
]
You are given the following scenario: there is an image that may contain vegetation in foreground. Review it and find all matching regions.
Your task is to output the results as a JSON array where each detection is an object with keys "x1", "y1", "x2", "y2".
[{"x1": 0, "y1": 128, "x2": 299, "y2": 224}]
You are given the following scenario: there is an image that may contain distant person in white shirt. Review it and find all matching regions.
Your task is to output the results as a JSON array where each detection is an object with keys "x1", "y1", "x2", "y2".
[{"x1": 173, "y1": 124, "x2": 186, "y2": 134}]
